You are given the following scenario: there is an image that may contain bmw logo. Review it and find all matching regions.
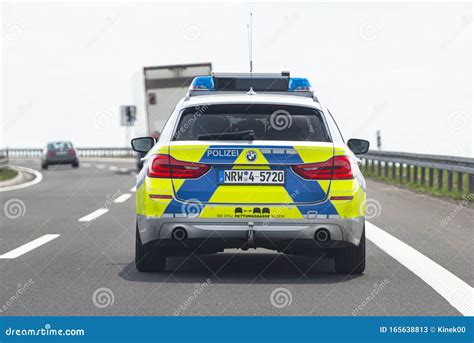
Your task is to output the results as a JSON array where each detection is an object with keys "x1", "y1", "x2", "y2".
[{"x1": 246, "y1": 150, "x2": 257, "y2": 162}]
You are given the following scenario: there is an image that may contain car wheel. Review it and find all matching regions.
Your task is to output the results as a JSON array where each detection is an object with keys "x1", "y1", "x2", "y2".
[
  {"x1": 335, "y1": 226, "x2": 366, "y2": 275},
  {"x1": 135, "y1": 224, "x2": 166, "y2": 272},
  {"x1": 41, "y1": 163, "x2": 48, "y2": 170},
  {"x1": 72, "y1": 162, "x2": 79, "y2": 168}
]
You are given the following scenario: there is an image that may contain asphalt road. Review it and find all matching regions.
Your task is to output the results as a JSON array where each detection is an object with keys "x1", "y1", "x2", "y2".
[{"x1": 0, "y1": 158, "x2": 472, "y2": 316}]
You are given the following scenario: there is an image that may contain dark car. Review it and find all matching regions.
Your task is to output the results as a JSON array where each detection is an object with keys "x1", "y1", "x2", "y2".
[{"x1": 41, "y1": 141, "x2": 79, "y2": 169}]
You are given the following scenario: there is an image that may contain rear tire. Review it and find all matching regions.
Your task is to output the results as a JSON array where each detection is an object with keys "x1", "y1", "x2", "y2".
[
  {"x1": 72, "y1": 162, "x2": 79, "y2": 168},
  {"x1": 135, "y1": 224, "x2": 166, "y2": 272},
  {"x1": 41, "y1": 163, "x2": 48, "y2": 170},
  {"x1": 335, "y1": 227, "x2": 366, "y2": 275}
]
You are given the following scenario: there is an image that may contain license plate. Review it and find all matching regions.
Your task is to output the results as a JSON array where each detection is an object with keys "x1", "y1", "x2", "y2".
[
  {"x1": 56, "y1": 151, "x2": 67, "y2": 156},
  {"x1": 218, "y1": 170, "x2": 285, "y2": 184}
]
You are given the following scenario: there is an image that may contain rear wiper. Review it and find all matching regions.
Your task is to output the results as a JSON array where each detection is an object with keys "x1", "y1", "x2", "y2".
[{"x1": 197, "y1": 130, "x2": 256, "y2": 140}]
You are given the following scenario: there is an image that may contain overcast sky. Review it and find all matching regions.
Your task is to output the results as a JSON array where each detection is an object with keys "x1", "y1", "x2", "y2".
[{"x1": 1, "y1": 1, "x2": 472, "y2": 156}]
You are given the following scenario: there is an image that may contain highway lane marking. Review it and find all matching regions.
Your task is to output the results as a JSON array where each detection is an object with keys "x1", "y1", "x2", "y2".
[
  {"x1": 109, "y1": 166, "x2": 118, "y2": 171},
  {"x1": 82, "y1": 163, "x2": 91, "y2": 168},
  {"x1": 366, "y1": 221, "x2": 473, "y2": 316},
  {"x1": 130, "y1": 186, "x2": 136, "y2": 192},
  {"x1": 96, "y1": 165, "x2": 106, "y2": 169},
  {"x1": 119, "y1": 167, "x2": 128, "y2": 173},
  {"x1": 0, "y1": 166, "x2": 43, "y2": 192},
  {"x1": 78, "y1": 208, "x2": 109, "y2": 222},
  {"x1": 114, "y1": 193, "x2": 131, "y2": 203},
  {"x1": 0, "y1": 234, "x2": 60, "y2": 259}
]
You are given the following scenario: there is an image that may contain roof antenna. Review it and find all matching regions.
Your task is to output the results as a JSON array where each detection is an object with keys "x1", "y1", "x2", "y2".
[{"x1": 247, "y1": 12, "x2": 256, "y2": 95}]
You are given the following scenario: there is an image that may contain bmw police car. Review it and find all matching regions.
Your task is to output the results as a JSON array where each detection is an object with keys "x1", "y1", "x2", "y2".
[{"x1": 131, "y1": 72, "x2": 369, "y2": 274}]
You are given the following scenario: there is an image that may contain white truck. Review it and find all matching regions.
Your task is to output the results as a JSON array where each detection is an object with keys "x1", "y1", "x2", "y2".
[
  {"x1": 134, "y1": 63, "x2": 212, "y2": 169},
  {"x1": 143, "y1": 63, "x2": 213, "y2": 138}
]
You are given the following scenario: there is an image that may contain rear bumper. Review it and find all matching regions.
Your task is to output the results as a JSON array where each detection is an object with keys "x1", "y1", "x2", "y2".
[
  {"x1": 137, "y1": 214, "x2": 365, "y2": 253},
  {"x1": 43, "y1": 156, "x2": 78, "y2": 164}
]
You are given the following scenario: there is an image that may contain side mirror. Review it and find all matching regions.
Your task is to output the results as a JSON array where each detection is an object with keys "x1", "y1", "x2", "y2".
[
  {"x1": 347, "y1": 138, "x2": 370, "y2": 155},
  {"x1": 131, "y1": 137, "x2": 155, "y2": 153}
]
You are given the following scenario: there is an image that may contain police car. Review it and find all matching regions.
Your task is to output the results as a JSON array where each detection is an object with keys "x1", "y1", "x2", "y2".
[{"x1": 131, "y1": 72, "x2": 369, "y2": 274}]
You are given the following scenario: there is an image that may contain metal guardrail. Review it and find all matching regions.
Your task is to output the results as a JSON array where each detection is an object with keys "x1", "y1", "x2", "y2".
[
  {"x1": 361, "y1": 150, "x2": 474, "y2": 194},
  {"x1": 0, "y1": 148, "x2": 134, "y2": 158}
]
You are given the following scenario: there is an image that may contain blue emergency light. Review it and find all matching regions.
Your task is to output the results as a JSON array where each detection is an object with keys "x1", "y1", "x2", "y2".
[{"x1": 188, "y1": 72, "x2": 316, "y2": 101}]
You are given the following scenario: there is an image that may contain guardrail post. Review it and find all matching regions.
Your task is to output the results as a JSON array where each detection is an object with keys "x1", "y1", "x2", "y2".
[
  {"x1": 457, "y1": 172, "x2": 463, "y2": 193},
  {"x1": 413, "y1": 166, "x2": 418, "y2": 184},
  {"x1": 370, "y1": 159, "x2": 374, "y2": 174},
  {"x1": 406, "y1": 164, "x2": 411, "y2": 182},
  {"x1": 399, "y1": 163, "x2": 404, "y2": 182},
  {"x1": 468, "y1": 174, "x2": 474, "y2": 194},
  {"x1": 391, "y1": 162, "x2": 396, "y2": 179},
  {"x1": 438, "y1": 169, "x2": 443, "y2": 191},
  {"x1": 384, "y1": 161, "x2": 388, "y2": 178},
  {"x1": 447, "y1": 170, "x2": 453, "y2": 192},
  {"x1": 421, "y1": 167, "x2": 425, "y2": 185},
  {"x1": 377, "y1": 160, "x2": 381, "y2": 176},
  {"x1": 429, "y1": 168, "x2": 434, "y2": 187}
]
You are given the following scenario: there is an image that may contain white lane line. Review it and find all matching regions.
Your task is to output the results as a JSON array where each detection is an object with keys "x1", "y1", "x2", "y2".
[
  {"x1": 96, "y1": 165, "x2": 105, "y2": 169},
  {"x1": 0, "y1": 166, "x2": 43, "y2": 192},
  {"x1": 366, "y1": 221, "x2": 473, "y2": 316},
  {"x1": 130, "y1": 186, "x2": 136, "y2": 192},
  {"x1": 0, "y1": 234, "x2": 60, "y2": 259},
  {"x1": 119, "y1": 167, "x2": 128, "y2": 173},
  {"x1": 114, "y1": 193, "x2": 131, "y2": 203},
  {"x1": 82, "y1": 163, "x2": 91, "y2": 168},
  {"x1": 109, "y1": 166, "x2": 118, "y2": 171},
  {"x1": 78, "y1": 208, "x2": 109, "y2": 222}
]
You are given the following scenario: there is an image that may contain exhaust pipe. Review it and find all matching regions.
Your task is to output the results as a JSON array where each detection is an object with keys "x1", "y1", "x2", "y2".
[
  {"x1": 314, "y1": 228, "x2": 330, "y2": 242},
  {"x1": 172, "y1": 227, "x2": 188, "y2": 241}
]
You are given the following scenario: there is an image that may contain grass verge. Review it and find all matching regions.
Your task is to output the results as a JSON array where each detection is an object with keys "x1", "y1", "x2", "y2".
[{"x1": 0, "y1": 167, "x2": 19, "y2": 182}]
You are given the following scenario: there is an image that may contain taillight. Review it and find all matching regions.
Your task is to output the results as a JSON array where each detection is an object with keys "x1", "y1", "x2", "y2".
[
  {"x1": 47, "y1": 151, "x2": 55, "y2": 157},
  {"x1": 148, "y1": 154, "x2": 210, "y2": 179},
  {"x1": 68, "y1": 149, "x2": 76, "y2": 156},
  {"x1": 291, "y1": 156, "x2": 354, "y2": 180}
]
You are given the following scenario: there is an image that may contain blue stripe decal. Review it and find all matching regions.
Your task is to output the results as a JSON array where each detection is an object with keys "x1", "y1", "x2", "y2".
[
  {"x1": 283, "y1": 168, "x2": 327, "y2": 203},
  {"x1": 297, "y1": 201, "x2": 338, "y2": 216},
  {"x1": 175, "y1": 168, "x2": 220, "y2": 203}
]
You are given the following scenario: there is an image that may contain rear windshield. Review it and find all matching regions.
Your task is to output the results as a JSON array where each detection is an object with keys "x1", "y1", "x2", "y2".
[
  {"x1": 173, "y1": 104, "x2": 330, "y2": 142},
  {"x1": 48, "y1": 142, "x2": 72, "y2": 150}
]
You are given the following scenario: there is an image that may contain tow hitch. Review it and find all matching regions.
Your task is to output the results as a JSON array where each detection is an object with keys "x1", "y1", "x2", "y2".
[
  {"x1": 242, "y1": 221, "x2": 255, "y2": 251},
  {"x1": 247, "y1": 221, "x2": 255, "y2": 245}
]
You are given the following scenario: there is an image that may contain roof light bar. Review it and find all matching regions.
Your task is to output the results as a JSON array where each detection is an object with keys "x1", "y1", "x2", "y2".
[{"x1": 187, "y1": 73, "x2": 317, "y2": 101}]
